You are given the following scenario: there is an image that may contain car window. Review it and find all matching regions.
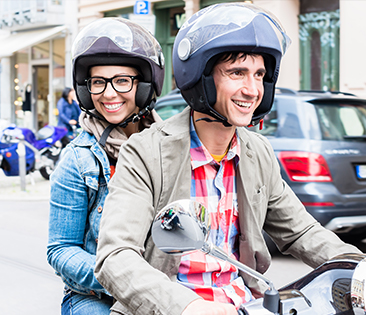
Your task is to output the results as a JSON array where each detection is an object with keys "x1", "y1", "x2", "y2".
[
  {"x1": 155, "y1": 99, "x2": 187, "y2": 120},
  {"x1": 250, "y1": 101, "x2": 278, "y2": 136},
  {"x1": 315, "y1": 104, "x2": 366, "y2": 141}
]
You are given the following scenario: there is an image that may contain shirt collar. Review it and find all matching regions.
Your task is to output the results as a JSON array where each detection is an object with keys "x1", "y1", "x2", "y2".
[{"x1": 190, "y1": 115, "x2": 240, "y2": 170}]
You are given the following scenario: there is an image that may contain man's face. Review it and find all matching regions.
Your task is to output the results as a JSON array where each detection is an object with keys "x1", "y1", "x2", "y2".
[{"x1": 212, "y1": 54, "x2": 266, "y2": 127}]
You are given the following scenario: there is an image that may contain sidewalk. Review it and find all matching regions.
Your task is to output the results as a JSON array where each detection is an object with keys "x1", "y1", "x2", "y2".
[{"x1": 0, "y1": 171, "x2": 50, "y2": 201}]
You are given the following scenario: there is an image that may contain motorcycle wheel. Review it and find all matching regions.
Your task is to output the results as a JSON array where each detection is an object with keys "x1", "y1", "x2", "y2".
[{"x1": 39, "y1": 138, "x2": 68, "y2": 180}]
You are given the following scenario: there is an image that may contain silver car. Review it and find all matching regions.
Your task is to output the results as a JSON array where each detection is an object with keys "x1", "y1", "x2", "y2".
[{"x1": 155, "y1": 88, "x2": 366, "y2": 246}]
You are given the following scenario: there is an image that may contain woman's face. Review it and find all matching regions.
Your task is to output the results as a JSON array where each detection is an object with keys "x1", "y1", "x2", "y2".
[
  {"x1": 89, "y1": 65, "x2": 139, "y2": 125},
  {"x1": 68, "y1": 89, "x2": 76, "y2": 103}
]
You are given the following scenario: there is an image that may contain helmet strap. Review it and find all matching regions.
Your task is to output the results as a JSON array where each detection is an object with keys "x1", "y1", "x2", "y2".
[
  {"x1": 201, "y1": 75, "x2": 232, "y2": 127},
  {"x1": 98, "y1": 103, "x2": 153, "y2": 148},
  {"x1": 195, "y1": 116, "x2": 232, "y2": 127}
]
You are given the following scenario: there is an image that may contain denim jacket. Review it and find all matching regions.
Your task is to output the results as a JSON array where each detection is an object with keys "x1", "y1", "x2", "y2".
[{"x1": 47, "y1": 130, "x2": 111, "y2": 298}]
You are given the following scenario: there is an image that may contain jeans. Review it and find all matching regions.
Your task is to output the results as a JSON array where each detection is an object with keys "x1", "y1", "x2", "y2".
[{"x1": 61, "y1": 291, "x2": 113, "y2": 315}]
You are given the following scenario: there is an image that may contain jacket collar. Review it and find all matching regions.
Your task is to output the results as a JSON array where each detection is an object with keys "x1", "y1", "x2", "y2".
[
  {"x1": 72, "y1": 130, "x2": 96, "y2": 147},
  {"x1": 71, "y1": 130, "x2": 110, "y2": 179}
]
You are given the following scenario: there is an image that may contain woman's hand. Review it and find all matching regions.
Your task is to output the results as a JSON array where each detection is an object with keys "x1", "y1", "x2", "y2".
[{"x1": 182, "y1": 299, "x2": 237, "y2": 315}]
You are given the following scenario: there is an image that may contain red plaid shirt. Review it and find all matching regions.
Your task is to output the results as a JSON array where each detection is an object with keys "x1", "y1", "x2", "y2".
[{"x1": 177, "y1": 118, "x2": 254, "y2": 308}]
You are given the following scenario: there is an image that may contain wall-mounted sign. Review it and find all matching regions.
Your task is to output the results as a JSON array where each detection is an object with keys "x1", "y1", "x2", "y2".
[
  {"x1": 173, "y1": 13, "x2": 186, "y2": 30},
  {"x1": 134, "y1": 1, "x2": 150, "y2": 15},
  {"x1": 129, "y1": 13, "x2": 156, "y2": 35}
]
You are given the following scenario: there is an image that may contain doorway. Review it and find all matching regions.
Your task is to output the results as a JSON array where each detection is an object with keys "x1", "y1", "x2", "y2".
[{"x1": 32, "y1": 65, "x2": 49, "y2": 130}]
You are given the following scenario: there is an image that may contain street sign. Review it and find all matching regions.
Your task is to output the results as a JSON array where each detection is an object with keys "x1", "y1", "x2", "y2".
[{"x1": 134, "y1": 1, "x2": 150, "y2": 15}]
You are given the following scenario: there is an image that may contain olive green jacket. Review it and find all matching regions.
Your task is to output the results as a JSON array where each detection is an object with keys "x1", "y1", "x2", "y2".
[{"x1": 95, "y1": 107, "x2": 360, "y2": 315}]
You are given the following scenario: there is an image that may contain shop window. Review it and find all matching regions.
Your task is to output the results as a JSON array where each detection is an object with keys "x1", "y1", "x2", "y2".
[
  {"x1": 52, "y1": 37, "x2": 65, "y2": 120},
  {"x1": 170, "y1": 6, "x2": 185, "y2": 37},
  {"x1": 14, "y1": 49, "x2": 30, "y2": 126},
  {"x1": 311, "y1": 31, "x2": 321, "y2": 90},
  {"x1": 32, "y1": 41, "x2": 49, "y2": 60}
]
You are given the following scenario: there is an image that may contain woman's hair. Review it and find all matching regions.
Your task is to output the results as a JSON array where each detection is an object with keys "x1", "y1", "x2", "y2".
[{"x1": 61, "y1": 87, "x2": 73, "y2": 103}]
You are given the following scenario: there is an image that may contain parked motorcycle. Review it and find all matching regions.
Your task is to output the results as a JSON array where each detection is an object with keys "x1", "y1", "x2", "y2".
[
  {"x1": 0, "y1": 124, "x2": 69, "y2": 180},
  {"x1": 151, "y1": 200, "x2": 366, "y2": 315}
]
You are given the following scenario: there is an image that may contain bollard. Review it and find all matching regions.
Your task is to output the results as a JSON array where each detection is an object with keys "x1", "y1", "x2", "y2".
[{"x1": 17, "y1": 136, "x2": 26, "y2": 192}]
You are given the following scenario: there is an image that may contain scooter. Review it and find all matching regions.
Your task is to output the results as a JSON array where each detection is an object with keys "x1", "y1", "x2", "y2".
[
  {"x1": 0, "y1": 124, "x2": 69, "y2": 180},
  {"x1": 152, "y1": 200, "x2": 366, "y2": 315}
]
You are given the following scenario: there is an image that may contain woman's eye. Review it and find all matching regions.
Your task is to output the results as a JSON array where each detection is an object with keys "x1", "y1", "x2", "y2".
[
  {"x1": 92, "y1": 79, "x2": 105, "y2": 85},
  {"x1": 115, "y1": 78, "x2": 128, "y2": 84}
]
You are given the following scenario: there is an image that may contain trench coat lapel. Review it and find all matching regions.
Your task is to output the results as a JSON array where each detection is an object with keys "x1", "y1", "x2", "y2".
[{"x1": 158, "y1": 107, "x2": 192, "y2": 208}]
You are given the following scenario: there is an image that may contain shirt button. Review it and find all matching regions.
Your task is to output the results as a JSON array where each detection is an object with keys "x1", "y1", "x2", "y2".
[{"x1": 98, "y1": 206, "x2": 102, "y2": 213}]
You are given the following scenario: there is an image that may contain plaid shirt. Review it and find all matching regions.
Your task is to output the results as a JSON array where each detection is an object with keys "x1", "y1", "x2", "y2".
[{"x1": 177, "y1": 117, "x2": 254, "y2": 308}]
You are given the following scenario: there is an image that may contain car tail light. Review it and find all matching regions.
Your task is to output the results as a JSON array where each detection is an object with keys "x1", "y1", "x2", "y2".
[
  {"x1": 302, "y1": 202, "x2": 335, "y2": 207},
  {"x1": 278, "y1": 151, "x2": 332, "y2": 182}
]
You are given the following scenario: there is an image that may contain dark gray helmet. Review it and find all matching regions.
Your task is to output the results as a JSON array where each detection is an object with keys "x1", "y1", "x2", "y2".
[
  {"x1": 173, "y1": 3, "x2": 291, "y2": 126},
  {"x1": 72, "y1": 17, "x2": 165, "y2": 112}
]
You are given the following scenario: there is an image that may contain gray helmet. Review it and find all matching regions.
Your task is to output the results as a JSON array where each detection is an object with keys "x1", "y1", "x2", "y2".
[
  {"x1": 72, "y1": 17, "x2": 165, "y2": 112},
  {"x1": 173, "y1": 3, "x2": 291, "y2": 126}
]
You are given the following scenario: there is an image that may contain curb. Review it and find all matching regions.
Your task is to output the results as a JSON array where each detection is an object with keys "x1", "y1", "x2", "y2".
[{"x1": 0, "y1": 172, "x2": 50, "y2": 201}]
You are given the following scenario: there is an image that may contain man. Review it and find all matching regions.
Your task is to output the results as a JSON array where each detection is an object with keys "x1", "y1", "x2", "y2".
[{"x1": 95, "y1": 3, "x2": 361, "y2": 315}]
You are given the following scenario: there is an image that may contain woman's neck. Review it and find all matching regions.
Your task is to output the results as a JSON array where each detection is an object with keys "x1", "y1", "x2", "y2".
[{"x1": 123, "y1": 119, "x2": 139, "y2": 138}]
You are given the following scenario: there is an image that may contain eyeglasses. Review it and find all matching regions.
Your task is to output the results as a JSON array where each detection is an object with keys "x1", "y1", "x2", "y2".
[{"x1": 85, "y1": 75, "x2": 140, "y2": 94}]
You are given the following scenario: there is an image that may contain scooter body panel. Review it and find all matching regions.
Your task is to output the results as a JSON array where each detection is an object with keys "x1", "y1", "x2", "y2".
[{"x1": 0, "y1": 125, "x2": 67, "y2": 177}]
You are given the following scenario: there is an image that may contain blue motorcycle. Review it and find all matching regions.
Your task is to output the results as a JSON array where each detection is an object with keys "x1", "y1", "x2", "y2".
[{"x1": 0, "y1": 124, "x2": 69, "y2": 180}]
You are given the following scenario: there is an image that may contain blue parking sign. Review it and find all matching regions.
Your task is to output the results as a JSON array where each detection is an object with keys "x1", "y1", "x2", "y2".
[{"x1": 134, "y1": 1, "x2": 150, "y2": 15}]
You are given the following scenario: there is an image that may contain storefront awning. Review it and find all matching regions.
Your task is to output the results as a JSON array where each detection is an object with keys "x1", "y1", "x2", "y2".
[{"x1": 0, "y1": 25, "x2": 67, "y2": 58}]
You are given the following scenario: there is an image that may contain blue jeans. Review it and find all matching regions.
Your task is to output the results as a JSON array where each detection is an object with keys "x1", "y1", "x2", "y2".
[{"x1": 61, "y1": 291, "x2": 113, "y2": 315}]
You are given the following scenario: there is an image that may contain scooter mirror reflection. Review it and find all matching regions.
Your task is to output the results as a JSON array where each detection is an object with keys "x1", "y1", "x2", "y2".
[
  {"x1": 152, "y1": 199, "x2": 281, "y2": 314},
  {"x1": 151, "y1": 199, "x2": 210, "y2": 255}
]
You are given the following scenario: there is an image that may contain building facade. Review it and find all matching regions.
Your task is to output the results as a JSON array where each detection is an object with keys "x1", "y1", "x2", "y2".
[
  {"x1": 1, "y1": 0, "x2": 365, "y2": 130},
  {"x1": 0, "y1": 0, "x2": 78, "y2": 130},
  {"x1": 76, "y1": 0, "x2": 300, "y2": 97}
]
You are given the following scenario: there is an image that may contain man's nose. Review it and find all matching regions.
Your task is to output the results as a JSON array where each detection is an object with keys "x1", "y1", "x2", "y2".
[{"x1": 241, "y1": 76, "x2": 258, "y2": 97}]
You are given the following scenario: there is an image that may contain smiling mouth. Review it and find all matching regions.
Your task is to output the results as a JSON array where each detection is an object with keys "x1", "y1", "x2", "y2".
[
  {"x1": 233, "y1": 100, "x2": 252, "y2": 108},
  {"x1": 103, "y1": 102, "x2": 123, "y2": 111}
]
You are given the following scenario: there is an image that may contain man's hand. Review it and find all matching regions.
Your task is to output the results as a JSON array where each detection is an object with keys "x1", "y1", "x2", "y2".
[{"x1": 182, "y1": 299, "x2": 237, "y2": 315}]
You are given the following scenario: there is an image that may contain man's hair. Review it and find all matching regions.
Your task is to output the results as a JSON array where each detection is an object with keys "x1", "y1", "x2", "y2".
[
  {"x1": 217, "y1": 52, "x2": 261, "y2": 65},
  {"x1": 206, "y1": 52, "x2": 263, "y2": 76}
]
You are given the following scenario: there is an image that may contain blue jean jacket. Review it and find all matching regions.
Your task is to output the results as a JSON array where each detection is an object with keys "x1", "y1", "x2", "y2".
[{"x1": 47, "y1": 130, "x2": 111, "y2": 298}]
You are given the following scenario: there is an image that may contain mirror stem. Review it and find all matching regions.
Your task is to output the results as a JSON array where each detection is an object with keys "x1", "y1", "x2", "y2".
[{"x1": 201, "y1": 242, "x2": 280, "y2": 314}]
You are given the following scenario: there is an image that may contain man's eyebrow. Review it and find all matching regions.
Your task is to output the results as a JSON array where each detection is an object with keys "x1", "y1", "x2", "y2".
[{"x1": 224, "y1": 66, "x2": 267, "y2": 74}]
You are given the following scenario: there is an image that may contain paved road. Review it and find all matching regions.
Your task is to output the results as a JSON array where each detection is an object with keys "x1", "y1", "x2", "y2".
[
  {"x1": 0, "y1": 199, "x2": 63, "y2": 315},
  {"x1": 0, "y1": 198, "x2": 312, "y2": 315},
  {"x1": 0, "y1": 172, "x2": 363, "y2": 314}
]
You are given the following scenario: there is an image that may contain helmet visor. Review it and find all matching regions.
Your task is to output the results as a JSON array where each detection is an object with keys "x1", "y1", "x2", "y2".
[
  {"x1": 72, "y1": 18, "x2": 163, "y2": 67},
  {"x1": 179, "y1": 3, "x2": 291, "y2": 60}
]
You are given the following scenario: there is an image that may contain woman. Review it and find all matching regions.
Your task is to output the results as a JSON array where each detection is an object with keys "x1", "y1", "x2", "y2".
[
  {"x1": 47, "y1": 17, "x2": 165, "y2": 314},
  {"x1": 57, "y1": 87, "x2": 81, "y2": 137}
]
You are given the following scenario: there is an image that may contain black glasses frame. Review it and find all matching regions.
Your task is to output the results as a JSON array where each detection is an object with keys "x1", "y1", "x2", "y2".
[{"x1": 85, "y1": 75, "x2": 140, "y2": 95}]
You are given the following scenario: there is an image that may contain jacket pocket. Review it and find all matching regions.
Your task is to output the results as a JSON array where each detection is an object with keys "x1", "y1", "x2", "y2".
[{"x1": 251, "y1": 185, "x2": 266, "y2": 205}]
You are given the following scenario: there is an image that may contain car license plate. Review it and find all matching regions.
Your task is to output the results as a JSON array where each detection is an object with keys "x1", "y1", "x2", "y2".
[{"x1": 355, "y1": 165, "x2": 366, "y2": 179}]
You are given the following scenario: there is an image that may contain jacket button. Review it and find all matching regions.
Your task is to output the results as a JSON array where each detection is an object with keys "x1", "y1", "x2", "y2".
[
  {"x1": 95, "y1": 238, "x2": 98, "y2": 243},
  {"x1": 98, "y1": 206, "x2": 102, "y2": 213}
]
